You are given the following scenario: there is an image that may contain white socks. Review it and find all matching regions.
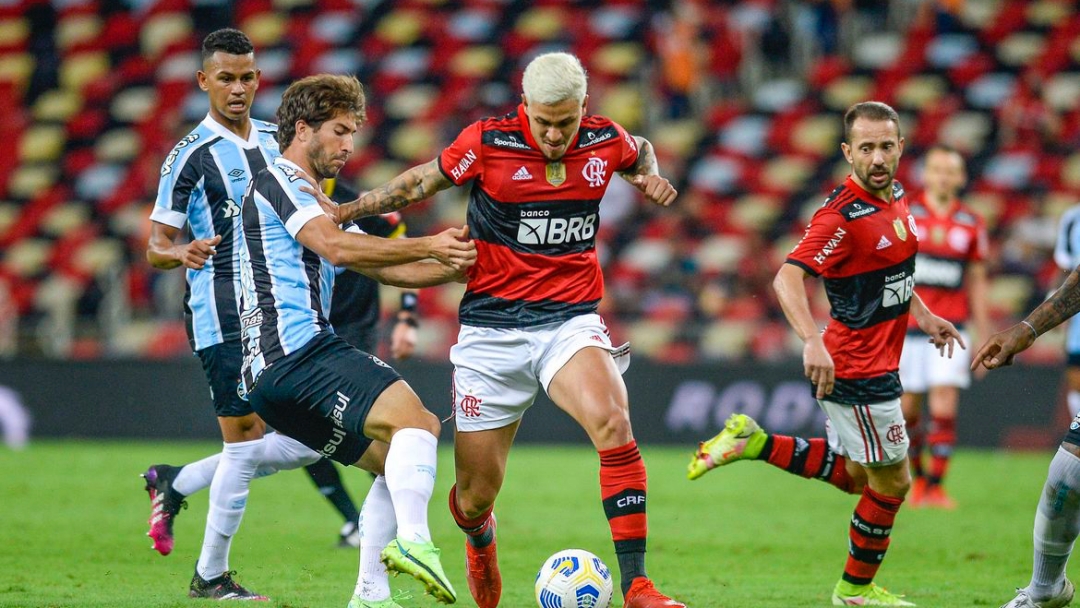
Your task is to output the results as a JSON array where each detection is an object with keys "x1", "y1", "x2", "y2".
[
  {"x1": 1029, "y1": 447, "x2": 1080, "y2": 600},
  {"x1": 354, "y1": 476, "x2": 397, "y2": 601},
  {"x1": 197, "y1": 437, "x2": 264, "y2": 580},
  {"x1": 172, "y1": 432, "x2": 322, "y2": 496},
  {"x1": 383, "y1": 428, "x2": 438, "y2": 542}
]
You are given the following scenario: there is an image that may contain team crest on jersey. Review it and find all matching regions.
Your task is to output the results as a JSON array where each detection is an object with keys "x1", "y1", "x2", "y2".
[
  {"x1": 582, "y1": 156, "x2": 608, "y2": 188},
  {"x1": 893, "y1": 218, "x2": 908, "y2": 241},
  {"x1": 546, "y1": 161, "x2": 566, "y2": 186}
]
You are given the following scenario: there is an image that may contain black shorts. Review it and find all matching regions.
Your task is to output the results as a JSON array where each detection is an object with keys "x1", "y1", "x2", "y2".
[
  {"x1": 248, "y1": 331, "x2": 402, "y2": 466},
  {"x1": 196, "y1": 339, "x2": 255, "y2": 418}
]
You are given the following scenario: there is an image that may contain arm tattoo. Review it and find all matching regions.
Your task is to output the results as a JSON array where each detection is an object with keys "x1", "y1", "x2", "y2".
[
  {"x1": 1028, "y1": 269, "x2": 1080, "y2": 334},
  {"x1": 620, "y1": 136, "x2": 659, "y2": 178},
  {"x1": 341, "y1": 160, "x2": 451, "y2": 221}
]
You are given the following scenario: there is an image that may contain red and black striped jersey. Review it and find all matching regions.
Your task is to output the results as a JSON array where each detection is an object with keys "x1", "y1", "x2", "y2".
[
  {"x1": 786, "y1": 177, "x2": 918, "y2": 405},
  {"x1": 438, "y1": 104, "x2": 639, "y2": 327},
  {"x1": 906, "y1": 196, "x2": 987, "y2": 327}
]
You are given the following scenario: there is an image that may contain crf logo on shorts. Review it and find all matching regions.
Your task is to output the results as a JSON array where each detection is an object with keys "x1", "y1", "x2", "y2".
[
  {"x1": 517, "y1": 214, "x2": 597, "y2": 245},
  {"x1": 885, "y1": 423, "x2": 906, "y2": 445},
  {"x1": 459, "y1": 394, "x2": 482, "y2": 418}
]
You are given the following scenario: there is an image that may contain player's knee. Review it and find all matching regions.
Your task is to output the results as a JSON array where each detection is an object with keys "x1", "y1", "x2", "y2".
[
  {"x1": 455, "y1": 481, "x2": 497, "y2": 519},
  {"x1": 586, "y1": 404, "x2": 631, "y2": 447}
]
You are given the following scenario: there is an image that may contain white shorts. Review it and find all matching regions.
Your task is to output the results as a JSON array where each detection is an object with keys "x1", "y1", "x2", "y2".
[
  {"x1": 821, "y1": 398, "x2": 909, "y2": 467},
  {"x1": 449, "y1": 314, "x2": 630, "y2": 432},
  {"x1": 898, "y1": 330, "x2": 971, "y2": 392}
]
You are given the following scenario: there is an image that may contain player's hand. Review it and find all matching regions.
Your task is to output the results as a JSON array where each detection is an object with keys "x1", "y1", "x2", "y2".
[
  {"x1": 803, "y1": 335, "x2": 835, "y2": 399},
  {"x1": 298, "y1": 177, "x2": 342, "y2": 224},
  {"x1": 391, "y1": 317, "x2": 418, "y2": 360},
  {"x1": 918, "y1": 314, "x2": 966, "y2": 358},
  {"x1": 428, "y1": 225, "x2": 476, "y2": 271},
  {"x1": 180, "y1": 235, "x2": 222, "y2": 270},
  {"x1": 971, "y1": 324, "x2": 1037, "y2": 371},
  {"x1": 630, "y1": 174, "x2": 677, "y2": 207}
]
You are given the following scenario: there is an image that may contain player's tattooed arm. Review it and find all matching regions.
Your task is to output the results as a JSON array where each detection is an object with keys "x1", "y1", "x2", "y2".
[
  {"x1": 336, "y1": 160, "x2": 453, "y2": 222},
  {"x1": 1029, "y1": 268, "x2": 1080, "y2": 333},
  {"x1": 619, "y1": 136, "x2": 677, "y2": 207},
  {"x1": 974, "y1": 268, "x2": 1080, "y2": 370}
]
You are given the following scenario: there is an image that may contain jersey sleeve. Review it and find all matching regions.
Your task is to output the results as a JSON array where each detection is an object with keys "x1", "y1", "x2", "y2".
[
  {"x1": 438, "y1": 122, "x2": 484, "y2": 186},
  {"x1": 261, "y1": 168, "x2": 325, "y2": 238},
  {"x1": 1055, "y1": 208, "x2": 1080, "y2": 271},
  {"x1": 611, "y1": 122, "x2": 640, "y2": 173},
  {"x1": 150, "y1": 147, "x2": 201, "y2": 229},
  {"x1": 785, "y1": 208, "x2": 850, "y2": 277}
]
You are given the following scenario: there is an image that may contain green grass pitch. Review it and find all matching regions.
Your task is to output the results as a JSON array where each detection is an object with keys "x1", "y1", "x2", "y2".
[{"x1": 0, "y1": 441, "x2": 1058, "y2": 607}]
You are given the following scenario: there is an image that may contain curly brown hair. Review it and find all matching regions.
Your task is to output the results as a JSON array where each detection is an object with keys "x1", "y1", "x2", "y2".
[{"x1": 276, "y1": 74, "x2": 366, "y2": 150}]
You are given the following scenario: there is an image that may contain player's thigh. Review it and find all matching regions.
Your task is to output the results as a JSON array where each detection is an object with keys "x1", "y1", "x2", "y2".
[
  {"x1": 897, "y1": 335, "x2": 929, "y2": 394},
  {"x1": 196, "y1": 340, "x2": 265, "y2": 441},
  {"x1": 449, "y1": 325, "x2": 538, "y2": 433},
  {"x1": 453, "y1": 421, "x2": 520, "y2": 511},
  {"x1": 546, "y1": 347, "x2": 630, "y2": 447},
  {"x1": 900, "y1": 392, "x2": 923, "y2": 422},
  {"x1": 925, "y1": 329, "x2": 971, "y2": 391},
  {"x1": 819, "y1": 398, "x2": 909, "y2": 468},
  {"x1": 364, "y1": 379, "x2": 440, "y2": 441}
]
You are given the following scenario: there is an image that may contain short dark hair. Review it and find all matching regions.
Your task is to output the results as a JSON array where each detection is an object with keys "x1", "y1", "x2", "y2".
[
  {"x1": 276, "y1": 74, "x2": 367, "y2": 150},
  {"x1": 843, "y1": 101, "x2": 900, "y2": 143},
  {"x1": 925, "y1": 143, "x2": 961, "y2": 159},
  {"x1": 202, "y1": 28, "x2": 254, "y2": 63}
]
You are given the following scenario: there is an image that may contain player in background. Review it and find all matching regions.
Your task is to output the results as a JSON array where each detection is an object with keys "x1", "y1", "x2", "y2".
[
  {"x1": 689, "y1": 102, "x2": 963, "y2": 606},
  {"x1": 312, "y1": 52, "x2": 684, "y2": 608},
  {"x1": 239, "y1": 73, "x2": 473, "y2": 606},
  {"x1": 972, "y1": 277, "x2": 1080, "y2": 608},
  {"x1": 1054, "y1": 203, "x2": 1080, "y2": 421},
  {"x1": 145, "y1": 28, "x2": 331, "y2": 600},
  {"x1": 899, "y1": 145, "x2": 990, "y2": 508}
]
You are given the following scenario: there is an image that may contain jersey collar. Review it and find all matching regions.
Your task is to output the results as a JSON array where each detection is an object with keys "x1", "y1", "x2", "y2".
[
  {"x1": 845, "y1": 175, "x2": 894, "y2": 206},
  {"x1": 201, "y1": 114, "x2": 261, "y2": 149}
]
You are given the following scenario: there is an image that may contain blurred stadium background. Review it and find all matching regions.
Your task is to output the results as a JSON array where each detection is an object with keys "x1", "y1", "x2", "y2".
[{"x1": 0, "y1": 0, "x2": 1077, "y2": 446}]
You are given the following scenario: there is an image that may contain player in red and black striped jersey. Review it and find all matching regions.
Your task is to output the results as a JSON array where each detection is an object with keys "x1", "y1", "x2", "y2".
[
  {"x1": 689, "y1": 102, "x2": 963, "y2": 606},
  {"x1": 313, "y1": 52, "x2": 682, "y2": 608},
  {"x1": 899, "y1": 146, "x2": 990, "y2": 509}
]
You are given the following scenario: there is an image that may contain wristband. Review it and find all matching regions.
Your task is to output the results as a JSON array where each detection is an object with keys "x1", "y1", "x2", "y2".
[
  {"x1": 1021, "y1": 320, "x2": 1039, "y2": 339},
  {"x1": 400, "y1": 292, "x2": 418, "y2": 314}
]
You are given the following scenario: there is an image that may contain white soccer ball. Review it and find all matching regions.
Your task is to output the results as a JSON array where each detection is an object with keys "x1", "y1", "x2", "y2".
[{"x1": 534, "y1": 548, "x2": 614, "y2": 608}]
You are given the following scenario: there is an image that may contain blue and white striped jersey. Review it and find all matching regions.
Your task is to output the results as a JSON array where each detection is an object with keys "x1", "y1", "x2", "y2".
[
  {"x1": 239, "y1": 157, "x2": 338, "y2": 390},
  {"x1": 150, "y1": 115, "x2": 280, "y2": 351},
  {"x1": 1055, "y1": 204, "x2": 1080, "y2": 355}
]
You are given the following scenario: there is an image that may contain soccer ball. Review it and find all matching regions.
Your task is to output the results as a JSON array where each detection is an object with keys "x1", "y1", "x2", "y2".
[{"x1": 534, "y1": 548, "x2": 614, "y2": 608}]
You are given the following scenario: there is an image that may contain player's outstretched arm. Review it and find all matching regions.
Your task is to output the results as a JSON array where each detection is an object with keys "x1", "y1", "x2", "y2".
[
  {"x1": 146, "y1": 221, "x2": 221, "y2": 271},
  {"x1": 774, "y1": 263, "x2": 834, "y2": 399},
  {"x1": 619, "y1": 136, "x2": 677, "y2": 207},
  {"x1": 974, "y1": 268, "x2": 1080, "y2": 370},
  {"x1": 361, "y1": 261, "x2": 468, "y2": 289},
  {"x1": 310, "y1": 159, "x2": 454, "y2": 224},
  {"x1": 296, "y1": 216, "x2": 475, "y2": 271},
  {"x1": 910, "y1": 292, "x2": 966, "y2": 358}
]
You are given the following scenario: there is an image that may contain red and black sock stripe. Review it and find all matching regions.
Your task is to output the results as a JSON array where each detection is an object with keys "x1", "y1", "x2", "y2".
[
  {"x1": 759, "y1": 435, "x2": 856, "y2": 494},
  {"x1": 449, "y1": 485, "x2": 494, "y2": 548},
  {"x1": 599, "y1": 441, "x2": 648, "y2": 595},
  {"x1": 927, "y1": 415, "x2": 956, "y2": 486},
  {"x1": 843, "y1": 487, "x2": 903, "y2": 586}
]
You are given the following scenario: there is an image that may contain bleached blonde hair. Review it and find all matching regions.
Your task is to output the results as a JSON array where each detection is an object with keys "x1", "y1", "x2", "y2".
[{"x1": 522, "y1": 52, "x2": 587, "y2": 105}]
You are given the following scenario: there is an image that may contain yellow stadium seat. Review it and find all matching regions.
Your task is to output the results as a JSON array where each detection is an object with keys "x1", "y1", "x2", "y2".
[
  {"x1": 18, "y1": 125, "x2": 66, "y2": 163},
  {"x1": 3, "y1": 238, "x2": 51, "y2": 277},
  {"x1": 695, "y1": 235, "x2": 748, "y2": 274},
  {"x1": 0, "y1": 202, "x2": 19, "y2": 239},
  {"x1": 7, "y1": 165, "x2": 58, "y2": 200},
  {"x1": 699, "y1": 320, "x2": 752, "y2": 360},
  {"x1": 56, "y1": 14, "x2": 101, "y2": 51},
  {"x1": 996, "y1": 31, "x2": 1046, "y2": 68},
  {"x1": 822, "y1": 76, "x2": 873, "y2": 111},
  {"x1": 110, "y1": 86, "x2": 159, "y2": 123},
  {"x1": 240, "y1": 12, "x2": 286, "y2": 48},
  {"x1": 731, "y1": 194, "x2": 783, "y2": 232},
  {"x1": 515, "y1": 7, "x2": 567, "y2": 41},
  {"x1": 1026, "y1": 0, "x2": 1071, "y2": 28},
  {"x1": 59, "y1": 51, "x2": 109, "y2": 91},
  {"x1": 895, "y1": 74, "x2": 947, "y2": 111},
  {"x1": 626, "y1": 320, "x2": 675, "y2": 358},
  {"x1": 388, "y1": 122, "x2": 438, "y2": 163},
  {"x1": 449, "y1": 46, "x2": 502, "y2": 78},
  {"x1": 385, "y1": 84, "x2": 439, "y2": 121},
  {"x1": 596, "y1": 84, "x2": 643, "y2": 132},
  {"x1": 140, "y1": 13, "x2": 193, "y2": 60},
  {"x1": 32, "y1": 89, "x2": 82, "y2": 122},
  {"x1": 72, "y1": 237, "x2": 123, "y2": 276},
  {"x1": 791, "y1": 114, "x2": 841, "y2": 156},
  {"x1": 0, "y1": 52, "x2": 33, "y2": 88},
  {"x1": 376, "y1": 10, "x2": 425, "y2": 46},
  {"x1": 0, "y1": 18, "x2": 29, "y2": 48},
  {"x1": 592, "y1": 42, "x2": 644, "y2": 77},
  {"x1": 95, "y1": 128, "x2": 142, "y2": 163},
  {"x1": 40, "y1": 203, "x2": 90, "y2": 238}
]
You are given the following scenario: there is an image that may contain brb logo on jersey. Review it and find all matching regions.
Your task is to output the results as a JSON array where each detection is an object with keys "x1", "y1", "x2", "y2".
[
  {"x1": 882, "y1": 271, "x2": 915, "y2": 308},
  {"x1": 582, "y1": 157, "x2": 608, "y2": 187},
  {"x1": 517, "y1": 210, "x2": 597, "y2": 245}
]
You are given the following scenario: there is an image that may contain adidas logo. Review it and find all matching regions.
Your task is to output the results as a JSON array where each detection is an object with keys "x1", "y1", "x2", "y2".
[
  {"x1": 876, "y1": 235, "x2": 892, "y2": 250},
  {"x1": 512, "y1": 166, "x2": 533, "y2": 181}
]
